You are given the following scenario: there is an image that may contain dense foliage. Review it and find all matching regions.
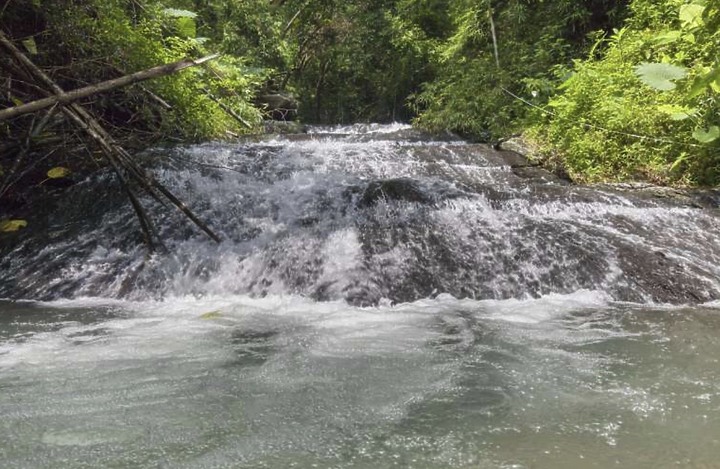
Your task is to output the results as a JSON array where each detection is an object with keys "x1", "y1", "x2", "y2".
[
  {"x1": 1, "y1": 0, "x2": 264, "y2": 142},
  {"x1": 411, "y1": 0, "x2": 627, "y2": 139},
  {"x1": 532, "y1": 0, "x2": 720, "y2": 185},
  {"x1": 1, "y1": 0, "x2": 719, "y2": 189}
]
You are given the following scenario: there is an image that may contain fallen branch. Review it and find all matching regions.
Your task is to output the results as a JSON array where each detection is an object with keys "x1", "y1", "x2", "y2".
[
  {"x1": 0, "y1": 51, "x2": 219, "y2": 121},
  {"x1": 0, "y1": 30, "x2": 222, "y2": 246}
]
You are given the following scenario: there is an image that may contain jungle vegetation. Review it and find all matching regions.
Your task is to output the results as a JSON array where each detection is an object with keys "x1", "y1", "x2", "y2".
[{"x1": 1, "y1": 0, "x2": 719, "y2": 228}]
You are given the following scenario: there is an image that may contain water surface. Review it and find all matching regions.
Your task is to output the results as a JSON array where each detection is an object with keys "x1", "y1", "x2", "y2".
[{"x1": 2, "y1": 124, "x2": 720, "y2": 467}]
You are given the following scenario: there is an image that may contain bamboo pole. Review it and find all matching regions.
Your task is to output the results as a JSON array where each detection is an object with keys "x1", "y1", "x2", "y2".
[
  {"x1": 0, "y1": 52, "x2": 219, "y2": 121},
  {"x1": 488, "y1": 7, "x2": 500, "y2": 69},
  {"x1": 0, "y1": 30, "x2": 222, "y2": 245}
]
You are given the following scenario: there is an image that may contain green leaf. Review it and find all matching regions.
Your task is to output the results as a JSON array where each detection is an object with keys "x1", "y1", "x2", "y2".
[
  {"x1": 670, "y1": 112, "x2": 695, "y2": 121},
  {"x1": 653, "y1": 30, "x2": 682, "y2": 45},
  {"x1": 199, "y1": 311, "x2": 222, "y2": 320},
  {"x1": 22, "y1": 38, "x2": 37, "y2": 55},
  {"x1": 635, "y1": 62, "x2": 688, "y2": 91},
  {"x1": 670, "y1": 153, "x2": 687, "y2": 172},
  {"x1": 680, "y1": 4, "x2": 705, "y2": 29},
  {"x1": 47, "y1": 167, "x2": 70, "y2": 179},
  {"x1": 657, "y1": 104, "x2": 698, "y2": 121},
  {"x1": 688, "y1": 66, "x2": 720, "y2": 98},
  {"x1": 692, "y1": 125, "x2": 720, "y2": 143},
  {"x1": 0, "y1": 219, "x2": 28, "y2": 232},
  {"x1": 163, "y1": 8, "x2": 198, "y2": 18}
]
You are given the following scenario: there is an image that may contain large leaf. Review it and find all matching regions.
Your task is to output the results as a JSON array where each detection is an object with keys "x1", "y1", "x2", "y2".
[
  {"x1": 0, "y1": 219, "x2": 28, "y2": 232},
  {"x1": 635, "y1": 62, "x2": 688, "y2": 91},
  {"x1": 680, "y1": 4, "x2": 705, "y2": 29},
  {"x1": 692, "y1": 125, "x2": 720, "y2": 143},
  {"x1": 163, "y1": 8, "x2": 197, "y2": 18},
  {"x1": 657, "y1": 104, "x2": 698, "y2": 121},
  {"x1": 652, "y1": 30, "x2": 682, "y2": 45}
]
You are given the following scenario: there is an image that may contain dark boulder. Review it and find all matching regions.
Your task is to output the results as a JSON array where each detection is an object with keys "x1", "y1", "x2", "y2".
[{"x1": 358, "y1": 178, "x2": 433, "y2": 207}]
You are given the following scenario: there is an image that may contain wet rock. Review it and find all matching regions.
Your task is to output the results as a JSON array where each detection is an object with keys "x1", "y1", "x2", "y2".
[
  {"x1": 497, "y1": 135, "x2": 538, "y2": 160},
  {"x1": 613, "y1": 244, "x2": 713, "y2": 304},
  {"x1": 511, "y1": 166, "x2": 570, "y2": 185},
  {"x1": 495, "y1": 150, "x2": 533, "y2": 168},
  {"x1": 358, "y1": 178, "x2": 433, "y2": 207},
  {"x1": 689, "y1": 189, "x2": 720, "y2": 208},
  {"x1": 598, "y1": 183, "x2": 720, "y2": 209}
]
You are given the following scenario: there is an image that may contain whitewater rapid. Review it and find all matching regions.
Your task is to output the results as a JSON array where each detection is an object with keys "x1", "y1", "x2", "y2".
[{"x1": 2, "y1": 125, "x2": 720, "y2": 468}]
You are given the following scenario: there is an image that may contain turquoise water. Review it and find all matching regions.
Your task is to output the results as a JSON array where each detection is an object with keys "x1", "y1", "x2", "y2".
[{"x1": 2, "y1": 294, "x2": 720, "y2": 468}]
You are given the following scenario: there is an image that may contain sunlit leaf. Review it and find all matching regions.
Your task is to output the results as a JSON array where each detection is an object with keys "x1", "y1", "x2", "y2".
[
  {"x1": 199, "y1": 311, "x2": 222, "y2": 319},
  {"x1": 658, "y1": 104, "x2": 687, "y2": 114},
  {"x1": 692, "y1": 125, "x2": 720, "y2": 143},
  {"x1": 653, "y1": 30, "x2": 682, "y2": 45},
  {"x1": 163, "y1": 8, "x2": 197, "y2": 18},
  {"x1": 635, "y1": 62, "x2": 688, "y2": 91},
  {"x1": 680, "y1": 4, "x2": 705, "y2": 29},
  {"x1": 670, "y1": 112, "x2": 695, "y2": 121},
  {"x1": 670, "y1": 153, "x2": 687, "y2": 171},
  {"x1": 47, "y1": 167, "x2": 70, "y2": 179},
  {"x1": 0, "y1": 219, "x2": 28, "y2": 232},
  {"x1": 657, "y1": 104, "x2": 697, "y2": 121}
]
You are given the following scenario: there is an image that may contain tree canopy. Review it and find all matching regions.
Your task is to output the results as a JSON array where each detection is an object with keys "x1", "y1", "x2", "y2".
[{"x1": 1, "y1": 0, "x2": 719, "y2": 188}]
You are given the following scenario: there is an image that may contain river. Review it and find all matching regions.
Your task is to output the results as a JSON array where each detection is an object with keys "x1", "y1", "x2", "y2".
[{"x1": 1, "y1": 124, "x2": 720, "y2": 468}]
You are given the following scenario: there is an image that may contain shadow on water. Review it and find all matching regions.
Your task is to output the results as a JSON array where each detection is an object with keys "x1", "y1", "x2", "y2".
[{"x1": 0, "y1": 299, "x2": 127, "y2": 343}]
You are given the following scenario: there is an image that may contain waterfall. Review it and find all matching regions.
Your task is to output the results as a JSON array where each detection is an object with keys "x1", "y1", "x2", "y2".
[
  {"x1": 3, "y1": 125, "x2": 720, "y2": 468},
  {"x1": 3, "y1": 124, "x2": 718, "y2": 303}
]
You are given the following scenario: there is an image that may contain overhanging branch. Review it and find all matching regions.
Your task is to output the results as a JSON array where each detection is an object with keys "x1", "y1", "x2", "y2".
[{"x1": 0, "y1": 49, "x2": 219, "y2": 121}]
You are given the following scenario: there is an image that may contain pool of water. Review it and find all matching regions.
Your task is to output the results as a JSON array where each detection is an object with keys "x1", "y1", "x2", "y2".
[{"x1": 2, "y1": 293, "x2": 719, "y2": 468}]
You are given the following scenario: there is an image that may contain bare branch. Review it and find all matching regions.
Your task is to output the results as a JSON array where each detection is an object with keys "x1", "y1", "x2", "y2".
[{"x1": 0, "y1": 50, "x2": 220, "y2": 121}]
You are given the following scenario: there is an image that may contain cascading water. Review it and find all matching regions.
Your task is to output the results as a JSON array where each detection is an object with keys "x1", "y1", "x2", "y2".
[
  {"x1": 2, "y1": 124, "x2": 720, "y2": 468},
  {"x1": 2, "y1": 123, "x2": 719, "y2": 303}
]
